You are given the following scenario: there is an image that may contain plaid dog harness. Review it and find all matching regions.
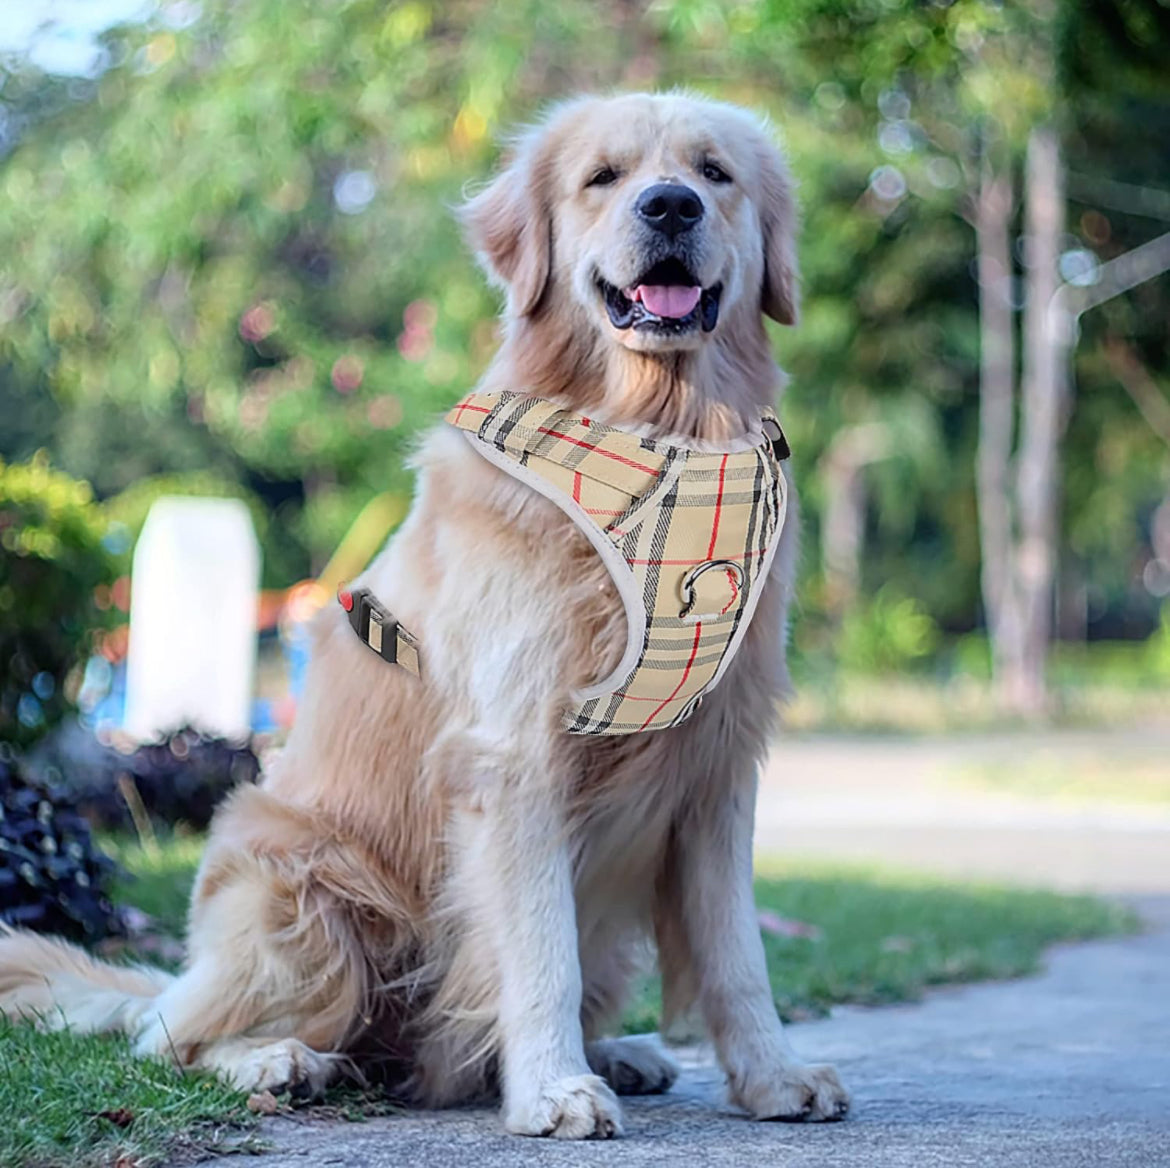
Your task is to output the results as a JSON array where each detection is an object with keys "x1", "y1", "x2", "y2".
[{"x1": 342, "y1": 390, "x2": 790, "y2": 735}]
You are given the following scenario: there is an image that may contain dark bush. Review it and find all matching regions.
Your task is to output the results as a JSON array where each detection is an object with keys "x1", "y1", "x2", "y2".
[
  {"x1": 55, "y1": 725, "x2": 261, "y2": 832},
  {"x1": 0, "y1": 751, "x2": 123, "y2": 942}
]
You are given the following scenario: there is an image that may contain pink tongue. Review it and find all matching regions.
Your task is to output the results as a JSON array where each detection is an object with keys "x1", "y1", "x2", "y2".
[{"x1": 631, "y1": 284, "x2": 701, "y2": 319}]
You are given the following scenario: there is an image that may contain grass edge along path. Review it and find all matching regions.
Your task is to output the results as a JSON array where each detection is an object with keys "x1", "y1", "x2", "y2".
[
  {"x1": 0, "y1": 836, "x2": 1139, "y2": 1167},
  {"x1": 624, "y1": 858, "x2": 1138, "y2": 1031}
]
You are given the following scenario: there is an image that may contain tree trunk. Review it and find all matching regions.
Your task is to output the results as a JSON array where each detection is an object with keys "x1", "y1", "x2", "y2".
[
  {"x1": 974, "y1": 151, "x2": 1026, "y2": 702},
  {"x1": 1013, "y1": 125, "x2": 1067, "y2": 714},
  {"x1": 821, "y1": 423, "x2": 891, "y2": 618}
]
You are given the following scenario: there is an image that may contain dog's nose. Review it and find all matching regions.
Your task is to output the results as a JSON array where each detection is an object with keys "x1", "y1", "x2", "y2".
[{"x1": 635, "y1": 183, "x2": 704, "y2": 237}]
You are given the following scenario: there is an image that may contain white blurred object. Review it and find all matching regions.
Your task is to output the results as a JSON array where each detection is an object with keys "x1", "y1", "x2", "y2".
[{"x1": 124, "y1": 497, "x2": 260, "y2": 741}]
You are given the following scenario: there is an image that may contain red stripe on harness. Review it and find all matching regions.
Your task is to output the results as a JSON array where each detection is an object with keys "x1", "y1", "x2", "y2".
[
  {"x1": 638, "y1": 623, "x2": 704, "y2": 731},
  {"x1": 535, "y1": 426, "x2": 658, "y2": 475},
  {"x1": 705, "y1": 454, "x2": 729, "y2": 560}
]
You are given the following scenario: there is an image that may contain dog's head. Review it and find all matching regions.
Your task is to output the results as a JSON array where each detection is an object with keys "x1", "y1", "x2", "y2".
[{"x1": 462, "y1": 94, "x2": 798, "y2": 379}]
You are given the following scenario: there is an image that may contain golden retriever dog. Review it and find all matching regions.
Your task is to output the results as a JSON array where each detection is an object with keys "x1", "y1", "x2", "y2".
[{"x1": 0, "y1": 93, "x2": 849, "y2": 1138}]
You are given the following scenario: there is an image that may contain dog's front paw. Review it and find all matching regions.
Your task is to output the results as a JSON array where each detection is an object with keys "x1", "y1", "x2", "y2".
[
  {"x1": 505, "y1": 1073, "x2": 624, "y2": 1139},
  {"x1": 732, "y1": 1061, "x2": 850, "y2": 1123},
  {"x1": 205, "y1": 1038, "x2": 335, "y2": 1099}
]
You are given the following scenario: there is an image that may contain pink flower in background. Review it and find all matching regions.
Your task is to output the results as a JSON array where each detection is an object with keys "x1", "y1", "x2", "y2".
[
  {"x1": 397, "y1": 298, "x2": 436, "y2": 362},
  {"x1": 404, "y1": 299, "x2": 437, "y2": 331},
  {"x1": 331, "y1": 354, "x2": 364, "y2": 394},
  {"x1": 239, "y1": 302, "x2": 276, "y2": 343},
  {"x1": 757, "y1": 909, "x2": 823, "y2": 941},
  {"x1": 367, "y1": 395, "x2": 403, "y2": 429}
]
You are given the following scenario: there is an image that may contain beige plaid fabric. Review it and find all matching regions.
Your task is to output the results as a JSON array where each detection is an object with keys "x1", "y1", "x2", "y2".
[{"x1": 446, "y1": 391, "x2": 789, "y2": 735}]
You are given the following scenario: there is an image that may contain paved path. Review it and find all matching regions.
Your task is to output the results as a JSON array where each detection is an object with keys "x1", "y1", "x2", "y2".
[
  {"x1": 755, "y1": 727, "x2": 1170, "y2": 893},
  {"x1": 205, "y1": 898, "x2": 1170, "y2": 1167},
  {"x1": 198, "y1": 728, "x2": 1169, "y2": 1165}
]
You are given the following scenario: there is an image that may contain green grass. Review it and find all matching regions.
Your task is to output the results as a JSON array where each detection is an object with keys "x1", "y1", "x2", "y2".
[
  {"x1": 0, "y1": 1020, "x2": 258, "y2": 1168},
  {"x1": 2, "y1": 833, "x2": 1139, "y2": 1166},
  {"x1": 102, "y1": 830, "x2": 206, "y2": 939},
  {"x1": 784, "y1": 673, "x2": 1170, "y2": 734},
  {"x1": 0, "y1": 832, "x2": 255, "y2": 1168},
  {"x1": 622, "y1": 859, "x2": 1138, "y2": 1033}
]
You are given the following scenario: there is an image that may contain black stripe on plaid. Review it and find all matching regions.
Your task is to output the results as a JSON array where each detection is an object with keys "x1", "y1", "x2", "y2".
[
  {"x1": 635, "y1": 648, "x2": 730, "y2": 671},
  {"x1": 565, "y1": 692, "x2": 603, "y2": 732},
  {"x1": 476, "y1": 390, "x2": 518, "y2": 447},
  {"x1": 482, "y1": 392, "x2": 545, "y2": 451},
  {"x1": 604, "y1": 446, "x2": 681, "y2": 535},
  {"x1": 678, "y1": 460, "x2": 762, "y2": 479},
  {"x1": 643, "y1": 627, "x2": 737, "y2": 653},
  {"x1": 647, "y1": 488, "x2": 766, "y2": 507}
]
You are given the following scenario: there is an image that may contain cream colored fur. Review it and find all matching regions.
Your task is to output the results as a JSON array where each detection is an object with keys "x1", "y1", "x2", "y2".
[{"x1": 0, "y1": 93, "x2": 848, "y2": 1138}]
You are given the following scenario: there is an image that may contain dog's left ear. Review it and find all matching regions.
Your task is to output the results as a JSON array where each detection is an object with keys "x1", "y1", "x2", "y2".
[
  {"x1": 757, "y1": 140, "x2": 800, "y2": 326},
  {"x1": 460, "y1": 129, "x2": 552, "y2": 317}
]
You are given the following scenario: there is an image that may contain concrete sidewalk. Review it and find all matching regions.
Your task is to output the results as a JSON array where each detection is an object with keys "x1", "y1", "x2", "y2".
[
  {"x1": 204, "y1": 898, "x2": 1170, "y2": 1168},
  {"x1": 754, "y1": 727, "x2": 1170, "y2": 893}
]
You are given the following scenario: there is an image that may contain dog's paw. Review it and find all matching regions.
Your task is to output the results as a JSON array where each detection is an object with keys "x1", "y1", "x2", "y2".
[
  {"x1": 587, "y1": 1034, "x2": 680, "y2": 1096},
  {"x1": 505, "y1": 1073, "x2": 624, "y2": 1139},
  {"x1": 211, "y1": 1038, "x2": 335, "y2": 1099},
  {"x1": 732, "y1": 1060, "x2": 850, "y2": 1123}
]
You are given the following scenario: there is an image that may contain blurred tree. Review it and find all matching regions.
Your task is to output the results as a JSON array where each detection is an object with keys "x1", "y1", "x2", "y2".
[
  {"x1": 0, "y1": 0, "x2": 1166, "y2": 703},
  {"x1": 1, "y1": 0, "x2": 629, "y2": 574},
  {"x1": 727, "y1": 0, "x2": 1170, "y2": 708}
]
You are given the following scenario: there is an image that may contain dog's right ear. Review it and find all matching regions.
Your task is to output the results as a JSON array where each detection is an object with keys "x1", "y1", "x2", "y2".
[
  {"x1": 461, "y1": 130, "x2": 552, "y2": 317},
  {"x1": 756, "y1": 135, "x2": 800, "y2": 327}
]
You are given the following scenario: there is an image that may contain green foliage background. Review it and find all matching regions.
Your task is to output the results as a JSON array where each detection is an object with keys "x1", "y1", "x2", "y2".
[
  {"x1": 1, "y1": 0, "x2": 1167, "y2": 654},
  {"x1": 0, "y1": 456, "x2": 116, "y2": 745}
]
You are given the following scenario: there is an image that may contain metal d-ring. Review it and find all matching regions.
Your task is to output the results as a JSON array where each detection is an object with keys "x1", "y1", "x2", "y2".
[{"x1": 679, "y1": 558, "x2": 746, "y2": 620}]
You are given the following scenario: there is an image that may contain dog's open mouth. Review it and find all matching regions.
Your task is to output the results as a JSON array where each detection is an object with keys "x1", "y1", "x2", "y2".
[{"x1": 599, "y1": 258, "x2": 722, "y2": 334}]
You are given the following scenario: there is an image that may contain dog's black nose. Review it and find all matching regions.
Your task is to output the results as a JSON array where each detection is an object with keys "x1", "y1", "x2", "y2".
[{"x1": 635, "y1": 183, "x2": 704, "y2": 237}]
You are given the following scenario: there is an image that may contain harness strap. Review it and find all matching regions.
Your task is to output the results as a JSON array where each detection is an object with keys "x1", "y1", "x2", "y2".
[
  {"x1": 338, "y1": 587, "x2": 421, "y2": 678},
  {"x1": 449, "y1": 391, "x2": 669, "y2": 499},
  {"x1": 335, "y1": 395, "x2": 792, "y2": 718}
]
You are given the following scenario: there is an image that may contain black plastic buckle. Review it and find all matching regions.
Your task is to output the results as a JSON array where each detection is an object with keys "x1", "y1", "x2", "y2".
[
  {"x1": 341, "y1": 586, "x2": 400, "y2": 665},
  {"x1": 761, "y1": 417, "x2": 791, "y2": 462}
]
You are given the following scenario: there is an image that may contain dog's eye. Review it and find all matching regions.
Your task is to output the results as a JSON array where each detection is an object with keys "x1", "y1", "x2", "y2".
[
  {"x1": 701, "y1": 160, "x2": 732, "y2": 184},
  {"x1": 586, "y1": 166, "x2": 619, "y2": 188}
]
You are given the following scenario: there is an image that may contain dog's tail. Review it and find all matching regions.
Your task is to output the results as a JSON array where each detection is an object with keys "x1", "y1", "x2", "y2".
[{"x1": 0, "y1": 924, "x2": 172, "y2": 1035}]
